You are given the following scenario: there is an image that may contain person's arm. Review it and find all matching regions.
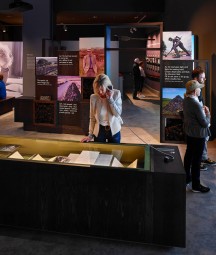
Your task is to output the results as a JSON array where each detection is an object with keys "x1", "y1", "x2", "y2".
[
  {"x1": 80, "y1": 94, "x2": 97, "y2": 142},
  {"x1": 82, "y1": 55, "x2": 87, "y2": 73},
  {"x1": 107, "y1": 90, "x2": 122, "y2": 117},
  {"x1": 195, "y1": 102, "x2": 211, "y2": 127}
]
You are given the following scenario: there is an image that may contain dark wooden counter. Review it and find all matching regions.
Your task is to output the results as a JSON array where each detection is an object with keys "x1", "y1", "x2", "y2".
[{"x1": 0, "y1": 144, "x2": 185, "y2": 247}]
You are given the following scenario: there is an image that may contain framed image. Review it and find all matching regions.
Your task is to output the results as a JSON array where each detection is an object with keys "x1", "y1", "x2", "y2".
[
  {"x1": 162, "y1": 31, "x2": 192, "y2": 60},
  {"x1": 79, "y1": 37, "x2": 104, "y2": 77},
  {"x1": 162, "y1": 87, "x2": 185, "y2": 116},
  {"x1": 57, "y1": 76, "x2": 81, "y2": 101},
  {"x1": 36, "y1": 57, "x2": 58, "y2": 76},
  {"x1": 0, "y1": 41, "x2": 23, "y2": 98}
]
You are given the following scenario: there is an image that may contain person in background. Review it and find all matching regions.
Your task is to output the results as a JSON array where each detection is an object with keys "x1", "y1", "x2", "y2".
[
  {"x1": 0, "y1": 73, "x2": 6, "y2": 99},
  {"x1": 192, "y1": 67, "x2": 216, "y2": 170},
  {"x1": 183, "y1": 80, "x2": 211, "y2": 193},
  {"x1": 81, "y1": 73, "x2": 123, "y2": 143},
  {"x1": 138, "y1": 61, "x2": 146, "y2": 99},
  {"x1": 0, "y1": 43, "x2": 13, "y2": 84},
  {"x1": 82, "y1": 48, "x2": 97, "y2": 77},
  {"x1": 132, "y1": 58, "x2": 142, "y2": 100}
]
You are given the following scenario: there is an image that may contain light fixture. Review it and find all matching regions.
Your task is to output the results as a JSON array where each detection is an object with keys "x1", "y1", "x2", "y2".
[
  {"x1": 130, "y1": 27, "x2": 137, "y2": 34},
  {"x1": 2, "y1": 26, "x2": 6, "y2": 33},
  {"x1": 63, "y1": 25, "x2": 67, "y2": 32}
]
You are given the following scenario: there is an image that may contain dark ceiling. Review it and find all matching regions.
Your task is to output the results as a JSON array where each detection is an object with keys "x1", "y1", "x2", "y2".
[{"x1": 0, "y1": 10, "x2": 163, "y2": 26}]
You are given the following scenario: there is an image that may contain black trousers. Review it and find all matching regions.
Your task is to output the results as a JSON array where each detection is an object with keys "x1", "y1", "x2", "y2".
[
  {"x1": 184, "y1": 135, "x2": 205, "y2": 188},
  {"x1": 133, "y1": 77, "x2": 141, "y2": 98}
]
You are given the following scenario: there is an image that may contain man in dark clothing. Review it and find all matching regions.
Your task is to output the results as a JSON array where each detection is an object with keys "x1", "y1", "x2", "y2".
[
  {"x1": 132, "y1": 58, "x2": 141, "y2": 100},
  {"x1": 192, "y1": 67, "x2": 216, "y2": 169},
  {"x1": 168, "y1": 36, "x2": 191, "y2": 58}
]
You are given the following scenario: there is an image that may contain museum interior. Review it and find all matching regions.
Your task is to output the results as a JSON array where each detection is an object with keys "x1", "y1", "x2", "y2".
[{"x1": 0, "y1": 0, "x2": 216, "y2": 254}]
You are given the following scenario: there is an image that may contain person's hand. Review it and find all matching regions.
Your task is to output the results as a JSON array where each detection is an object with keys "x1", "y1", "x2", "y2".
[
  {"x1": 203, "y1": 105, "x2": 210, "y2": 115},
  {"x1": 106, "y1": 89, "x2": 114, "y2": 99},
  {"x1": 80, "y1": 136, "x2": 93, "y2": 143}
]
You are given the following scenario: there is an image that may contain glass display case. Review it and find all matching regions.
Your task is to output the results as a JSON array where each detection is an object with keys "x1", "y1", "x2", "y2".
[
  {"x1": 0, "y1": 135, "x2": 150, "y2": 170},
  {"x1": 0, "y1": 135, "x2": 185, "y2": 248}
]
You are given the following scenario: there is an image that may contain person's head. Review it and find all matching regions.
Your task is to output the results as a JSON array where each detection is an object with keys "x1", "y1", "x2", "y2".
[
  {"x1": 134, "y1": 58, "x2": 141, "y2": 64},
  {"x1": 93, "y1": 73, "x2": 113, "y2": 97},
  {"x1": 185, "y1": 80, "x2": 204, "y2": 97},
  {"x1": 0, "y1": 43, "x2": 13, "y2": 68},
  {"x1": 192, "y1": 68, "x2": 206, "y2": 84},
  {"x1": 168, "y1": 37, "x2": 173, "y2": 41},
  {"x1": 87, "y1": 48, "x2": 93, "y2": 55},
  {"x1": 0, "y1": 73, "x2": 3, "y2": 81}
]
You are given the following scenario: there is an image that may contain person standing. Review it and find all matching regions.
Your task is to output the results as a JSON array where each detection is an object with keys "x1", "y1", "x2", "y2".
[
  {"x1": 138, "y1": 61, "x2": 146, "y2": 99},
  {"x1": 82, "y1": 48, "x2": 97, "y2": 77},
  {"x1": 192, "y1": 67, "x2": 216, "y2": 169},
  {"x1": 81, "y1": 73, "x2": 123, "y2": 143},
  {"x1": 183, "y1": 80, "x2": 211, "y2": 193},
  {"x1": 132, "y1": 58, "x2": 142, "y2": 100},
  {"x1": 0, "y1": 73, "x2": 6, "y2": 99}
]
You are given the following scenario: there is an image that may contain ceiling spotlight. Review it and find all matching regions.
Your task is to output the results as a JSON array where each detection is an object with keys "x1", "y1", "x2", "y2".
[
  {"x1": 63, "y1": 25, "x2": 67, "y2": 32},
  {"x1": 130, "y1": 27, "x2": 137, "y2": 34},
  {"x1": 2, "y1": 27, "x2": 6, "y2": 33}
]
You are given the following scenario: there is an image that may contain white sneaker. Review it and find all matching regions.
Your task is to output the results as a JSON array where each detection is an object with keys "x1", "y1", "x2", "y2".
[{"x1": 139, "y1": 95, "x2": 146, "y2": 99}]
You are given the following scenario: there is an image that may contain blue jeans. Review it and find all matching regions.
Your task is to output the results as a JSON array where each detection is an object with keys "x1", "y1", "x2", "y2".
[
  {"x1": 94, "y1": 125, "x2": 121, "y2": 143},
  {"x1": 201, "y1": 136, "x2": 209, "y2": 161}
]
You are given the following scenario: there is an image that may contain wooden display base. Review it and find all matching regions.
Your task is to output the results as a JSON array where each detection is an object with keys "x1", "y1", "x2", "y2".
[
  {"x1": 14, "y1": 96, "x2": 89, "y2": 135},
  {"x1": 0, "y1": 97, "x2": 15, "y2": 115}
]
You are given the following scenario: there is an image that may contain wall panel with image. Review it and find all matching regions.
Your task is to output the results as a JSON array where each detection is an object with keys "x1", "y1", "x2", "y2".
[
  {"x1": 32, "y1": 39, "x2": 102, "y2": 135},
  {"x1": 160, "y1": 31, "x2": 194, "y2": 143},
  {"x1": 0, "y1": 41, "x2": 23, "y2": 98}
]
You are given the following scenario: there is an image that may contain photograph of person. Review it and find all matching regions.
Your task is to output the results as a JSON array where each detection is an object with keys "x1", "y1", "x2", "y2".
[
  {"x1": 79, "y1": 37, "x2": 104, "y2": 77},
  {"x1": 0, "y1": 41, "x2": 23, "y2": 97},
  {"x1": 162, "y1": 31, "x2": 192, "y2": 60}
]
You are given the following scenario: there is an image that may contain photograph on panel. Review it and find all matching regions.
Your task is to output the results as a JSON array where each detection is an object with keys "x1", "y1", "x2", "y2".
[
  {"x1": 58, "y1": 76, "x2": 81, "y2": 101},
  {"x1": 162, "y1": 31, "x2": 192, "y2": 60},
  {"x1": 79, "y1": 37, "x2": 104, "y2": 77}
]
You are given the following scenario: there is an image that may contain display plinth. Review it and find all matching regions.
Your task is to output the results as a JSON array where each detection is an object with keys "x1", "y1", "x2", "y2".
[
  {"x1": 14, "y1": 96, "x2": 89, "y2": 135},
  {"x1": 0, "y1": 136, "x2": 186, "y2": 247}
]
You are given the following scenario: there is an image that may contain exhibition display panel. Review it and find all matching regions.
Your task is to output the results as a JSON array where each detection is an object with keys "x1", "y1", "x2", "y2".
[{"x1": 0, "y1": 136, "x2": 186, "y2": 247}]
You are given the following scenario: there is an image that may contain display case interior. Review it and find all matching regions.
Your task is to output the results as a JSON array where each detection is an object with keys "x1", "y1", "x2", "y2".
[{"x1": 0, "y1": 136, "x2": 150, "y2": 170}]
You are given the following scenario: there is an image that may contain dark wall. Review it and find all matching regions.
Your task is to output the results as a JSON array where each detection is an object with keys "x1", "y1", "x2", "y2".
[{"x1": 54, "y1": 0, "x2": 165, "y2": 12}]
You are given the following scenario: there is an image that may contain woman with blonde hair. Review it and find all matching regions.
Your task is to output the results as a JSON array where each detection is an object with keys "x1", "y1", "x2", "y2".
[{"x1": 81, "y1": 73, "x2": 123, "y2": 143}]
